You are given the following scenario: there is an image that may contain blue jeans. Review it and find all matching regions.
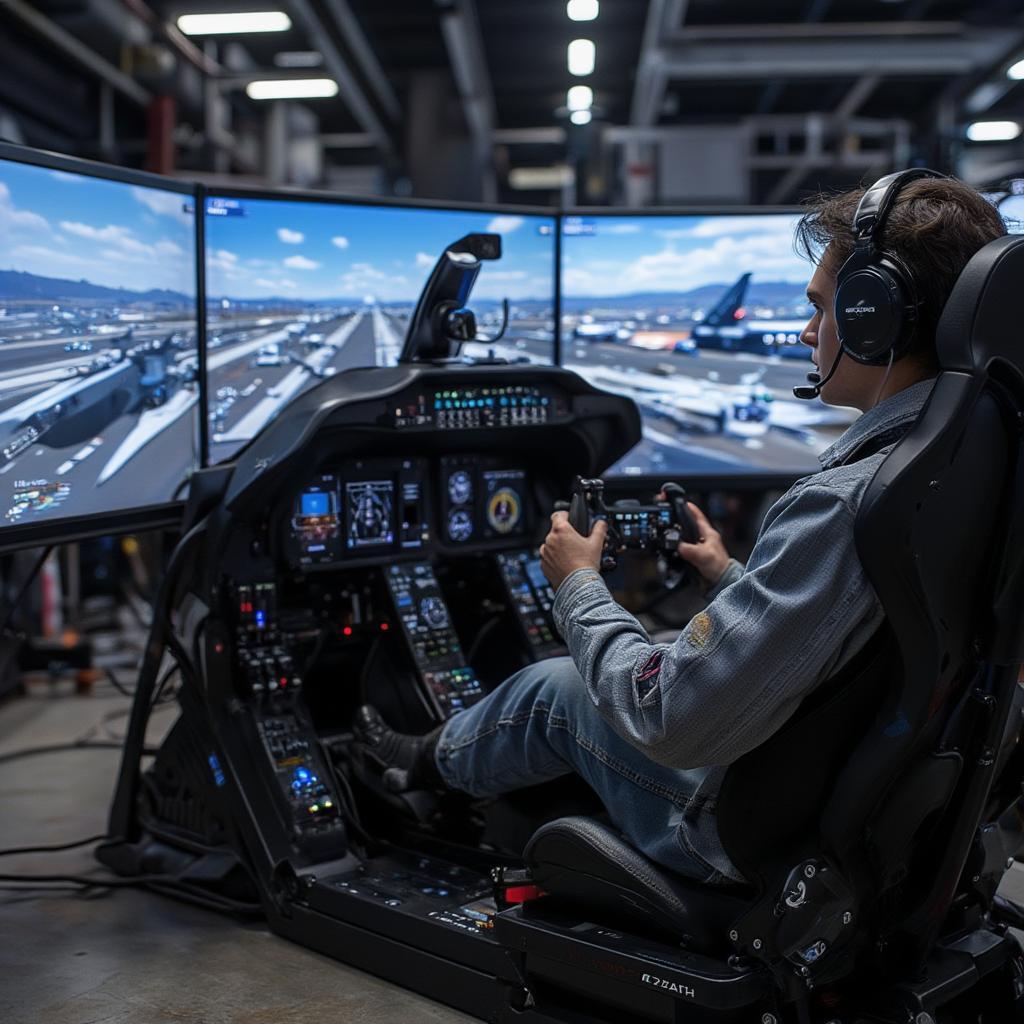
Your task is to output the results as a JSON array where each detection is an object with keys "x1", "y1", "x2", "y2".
[{"x1": 435, "y1": 656, "x2": 727, "y2": 884}]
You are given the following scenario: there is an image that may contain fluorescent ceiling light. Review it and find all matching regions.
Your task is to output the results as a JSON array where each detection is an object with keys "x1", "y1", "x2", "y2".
[
  {"x1": 246, "y1": 78, "x2": 339, "y2": 100},
  {"x1": 1008, "y1": 58, "x2": 1024, "y2": 80},
  {"x1": 567, "y1": 0, "x2": 599, "y2": 20},
  {"x1": 177, "y1": 11, "x2": 292, "y2": 35},
  {"x1": 274, "y1": 51, "x2": 323, "y2": 68},
  {"x1": 966, "y1": 120, "x2": 1021, "y2": 142},
  {"x1": 567, "y1": 85, "x2": 593, "y2": 111},
  {"x1": 570, "y1": 110, "x2": 592, "y2": 125},
  {"x1": 568, "y1": 39, "x2": 595, "y2": 77}
]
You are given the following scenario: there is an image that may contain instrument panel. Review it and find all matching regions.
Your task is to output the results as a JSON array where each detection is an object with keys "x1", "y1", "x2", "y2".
[{"x1": 286, "y1": 455, "x2": 533, "y2": 569}]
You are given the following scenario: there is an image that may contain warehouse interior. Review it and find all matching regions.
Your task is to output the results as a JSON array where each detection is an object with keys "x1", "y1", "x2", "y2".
[{"x1": 3, "y1": 3, "x2": 1024, "y2": 1023}]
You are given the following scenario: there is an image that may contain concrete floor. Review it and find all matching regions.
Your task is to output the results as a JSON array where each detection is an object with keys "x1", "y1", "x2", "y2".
[
  {"x1": 0, "y1": 682, "x2": 473, "y2": 1024},
  {"x1": 4, "y1": 681, "x2": 1024, "y2": 1024}
]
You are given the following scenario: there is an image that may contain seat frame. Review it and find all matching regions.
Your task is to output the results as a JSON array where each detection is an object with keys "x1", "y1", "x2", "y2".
[{"x1": 517, "y1": 235, "x2": 1024, "y2": 1022}]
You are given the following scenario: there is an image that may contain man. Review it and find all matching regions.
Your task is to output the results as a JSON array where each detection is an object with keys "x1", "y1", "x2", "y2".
[{"x1": 355, "y1": 176, "x2": 1006, "y2": 885}]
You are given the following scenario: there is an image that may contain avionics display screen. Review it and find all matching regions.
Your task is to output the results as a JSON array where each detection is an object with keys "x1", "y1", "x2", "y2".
[
  {"x1": 0, "y1": 153, "x2": 198, "y2": 531},
  {"x1": 561, "y1": 213, "x2": 858, "y2": 477},
  {"x1": 205, "y1": 194, "x2": 557, "y2": 462},
  {"x1": 292, "y1": 475, "x2": 341, "y2": 563},
  {"x1": 345, "y1": 480, "x2": 395, "y2": 550}
]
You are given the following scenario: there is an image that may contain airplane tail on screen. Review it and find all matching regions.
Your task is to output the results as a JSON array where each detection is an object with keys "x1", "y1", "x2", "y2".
[{"x1": 702, "y1": 272, "x2": 751, "y2": 326}]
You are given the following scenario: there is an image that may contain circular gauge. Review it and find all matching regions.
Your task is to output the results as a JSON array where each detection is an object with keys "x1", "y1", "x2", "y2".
[
  {"x1": 447, "y1": 508, "x2": 474, "y2": 543},
  {"x1": 420, "y1": 596, "x2": 449, "y2": 630},
  {"x1": 487, "y1": 488, "x2": 522, "y2": 535},
  {"x1": 448, "y1": 470, "x2": 473, "y2": 505}
]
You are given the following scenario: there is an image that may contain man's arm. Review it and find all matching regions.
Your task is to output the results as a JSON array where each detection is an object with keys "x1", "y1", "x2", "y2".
[{"x1": 551, "y1": 481, "x2": 881, "y2": 770}]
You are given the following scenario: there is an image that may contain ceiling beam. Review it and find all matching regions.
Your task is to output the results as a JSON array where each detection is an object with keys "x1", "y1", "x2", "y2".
[
  {"x1": 493, "y1": 127, "x2": 566, "y2": 145},
  {"x1": 671, "y1": 21, "x2": 965, "y2": 42},
  {"x1": 437, "y1": 0, "x2": 496, "y2": 199},
  {"x1": 655, "y1": 30, "x2": 1007, "y2": 81},
  {"x1": 321, "y1": 0, "x2": 402, "y2": 124},
  {"x1": 0, "y1": 0, "x2": 152, "y2": 107},
  {"x1": 833, "y1": 75, "x2": 882, "y2": 120},
  {"x1": 630, "y1": 0, "x2": 680, "y2": 126},
  {"x1": 285, "y1": 0, "x2": 394, "y2": 158}
]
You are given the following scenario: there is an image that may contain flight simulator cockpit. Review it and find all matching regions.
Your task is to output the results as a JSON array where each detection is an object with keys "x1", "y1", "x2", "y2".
[{"x1": 4, "y1": 140, "x2": 1024, "y2": 1024}]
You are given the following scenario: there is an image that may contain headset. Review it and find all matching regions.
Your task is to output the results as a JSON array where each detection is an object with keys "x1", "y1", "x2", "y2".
[{"x1": 794, "y1": 167, "x2": 944, "y2": 400}]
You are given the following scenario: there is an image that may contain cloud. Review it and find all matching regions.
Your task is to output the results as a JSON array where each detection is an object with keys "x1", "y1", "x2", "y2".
[
  {"x1": 0, "y1": 181, "x2": 51, "y2": 232},
  {"x1": 689, "y1": 216, "x2": 797, "y2": 238},
  {"x1": 351, "y1": 262, "x2": 385, "y2": 280},
  {"x1": 332, "y1": 236, "x2": 349, "y2": 249},
  {"x1": 254, "y1": 277, "x2": 298, "y2": 292},
  {"x1": 339, "y1": 263, "x2": 409, "y2": 299},
  {"x1": 415, "y1": 252, "x2": 435, "y2": 268},
  {"x1": 603, "y1": 223, "x2": 641, "y2": 235},
  {"x1": 277, "y1": 228, "x2": 304, "y2": 244},
  {"x1": 208, "y1": 249, "x2": 241, "y2": 275},
  {"x1": 486, "y1": 215, "x2": 524, "y2": 234},
  {"x1": 131, "y1": 186, "x2": 192, "y2": 226},
  {"x1": 563, "y1": 226, "x2": 807, "y2": 298},
  {"x1": 283, "y1": 254, "x2": 320, "y2": 270},
  {"x1": 60, "y1": 220, "x2": 148, "y2": 252},
  {"x1": 50, "y1": 170, "x2": 81, "y2": 184}
]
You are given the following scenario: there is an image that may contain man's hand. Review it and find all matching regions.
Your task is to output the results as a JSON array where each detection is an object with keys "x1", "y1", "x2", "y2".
[
  {"x1": 540, "y1": 511, "x2": 608, "y2": 590},
  {"x1": 657, "y1": 493, "x2": 731, "y2": 588}
]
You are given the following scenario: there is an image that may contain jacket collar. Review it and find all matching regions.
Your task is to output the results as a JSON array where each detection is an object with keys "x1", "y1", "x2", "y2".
[{"x1": 817, "y1": 377, "x2": 936, "y2": 470}]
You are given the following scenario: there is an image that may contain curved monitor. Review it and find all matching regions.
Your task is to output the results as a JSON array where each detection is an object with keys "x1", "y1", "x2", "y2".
[
  {"x1": 560, "y1": 212, "x2": 858, "y2": 480},
  {"x1": 0, "y1": 144, "x2": 199, "y2": 550},
  {"x1": 204, "y1": 191, "x2": 557, "y2": 463}
]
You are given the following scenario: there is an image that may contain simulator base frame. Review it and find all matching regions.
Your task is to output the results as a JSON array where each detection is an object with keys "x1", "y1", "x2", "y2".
[{"x1": 99, "y1": 232, "x2": 1024, "y2": 1023}]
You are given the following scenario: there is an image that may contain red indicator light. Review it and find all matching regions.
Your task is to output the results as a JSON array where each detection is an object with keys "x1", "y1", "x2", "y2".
[
  {"x1": 214, "y1": 642, "x2": 224, "y2": 654},
  {"x1": 279, "y1": 677, "x2": 287, "y2": 686},
  {"x1": 343, "y1": 626, "x2": 353, "y2": 636},
  {"x1": 380, "y1": 622, "x2": 389, "y2": 632}
]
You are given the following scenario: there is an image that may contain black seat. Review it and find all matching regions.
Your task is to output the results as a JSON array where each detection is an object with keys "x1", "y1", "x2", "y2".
[
  {"x1": 524, "y1": 816, "x2": 751, "y2": 952},
  {"x1": 523, "y1": 235, "x2": 1024, "y2": 992}
]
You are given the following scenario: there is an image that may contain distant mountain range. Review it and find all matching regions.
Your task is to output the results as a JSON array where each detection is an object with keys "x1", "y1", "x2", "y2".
[{"x1": 0, "y1": 269, "x2": 192, "y2": 305}]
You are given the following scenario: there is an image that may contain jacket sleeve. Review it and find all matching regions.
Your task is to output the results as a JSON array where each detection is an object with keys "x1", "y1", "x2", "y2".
[{"x1": 551, "y1": 482, "x2": 881, "y2": 769}]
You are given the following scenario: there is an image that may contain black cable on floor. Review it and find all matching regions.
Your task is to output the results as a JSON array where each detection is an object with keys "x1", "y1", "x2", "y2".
[
  {"x1": 0, "y1": 740, "x2": 158, "y2": 766},
  {"x1": 0, "y1": 833, "x2": 108, "y2": 857}
]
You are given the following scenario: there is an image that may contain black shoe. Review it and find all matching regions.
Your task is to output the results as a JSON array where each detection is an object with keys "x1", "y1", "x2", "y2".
[{"x1": 351, "y1": 706, "x2": 445, "y2": 794}]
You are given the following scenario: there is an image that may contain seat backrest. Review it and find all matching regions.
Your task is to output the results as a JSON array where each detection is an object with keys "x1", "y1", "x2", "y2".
[{"x1": 716, "y1": 237, "x2": 1024, "y2": 917}]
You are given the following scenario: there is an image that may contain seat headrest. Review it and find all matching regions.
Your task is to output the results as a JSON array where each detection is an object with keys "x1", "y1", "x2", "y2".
[{"x1": 936, "y1": 234, "x2": 1024, "y2": 376}]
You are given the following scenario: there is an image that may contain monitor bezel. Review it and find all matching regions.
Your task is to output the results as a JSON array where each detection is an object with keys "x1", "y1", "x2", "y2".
[
  {"x1": 559, "y1": 204, "x2": 820, "y2": 486},
  {"x1": 0, "y1": 141, "x2": 201, "y2": 551}
]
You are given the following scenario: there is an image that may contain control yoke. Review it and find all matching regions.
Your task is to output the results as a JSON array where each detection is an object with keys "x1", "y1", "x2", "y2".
[
  {"x1": 556, "y1": 476, "x2": 700, "y2": 578},
  {"x1": 398, "y1": 233, "x2": 509, "y2": 363}
]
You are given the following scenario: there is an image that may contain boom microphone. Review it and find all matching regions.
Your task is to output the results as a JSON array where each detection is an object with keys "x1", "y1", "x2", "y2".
[{"x1": 793, "y1": 349, "x2": 844, "y2": 400}]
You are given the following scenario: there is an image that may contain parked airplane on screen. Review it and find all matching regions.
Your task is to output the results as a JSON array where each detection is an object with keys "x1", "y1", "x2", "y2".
[{"x1": 691, "y1": 273, "x2": 809, "y2": 358}]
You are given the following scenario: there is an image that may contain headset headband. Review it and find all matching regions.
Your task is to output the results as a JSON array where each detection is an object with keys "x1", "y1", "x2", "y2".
[{"x1": 852, "y1": 168, "x2": 945, "y2": 246}]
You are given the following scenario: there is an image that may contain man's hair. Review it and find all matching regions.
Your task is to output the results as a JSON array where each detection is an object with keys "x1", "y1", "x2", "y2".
[{"x1": 794, "y1": 176, "x2": 1007, "y2": 368}]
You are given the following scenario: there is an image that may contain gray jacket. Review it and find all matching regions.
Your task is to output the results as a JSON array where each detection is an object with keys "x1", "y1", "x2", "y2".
[{"x1": 551, "y1": 378, "x2": 936, "y2": 882}]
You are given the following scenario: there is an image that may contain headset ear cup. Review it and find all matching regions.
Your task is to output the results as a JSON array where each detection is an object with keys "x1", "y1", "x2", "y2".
[{"x1": 834, "y1": 252, "x2": 914, "y2": 365}]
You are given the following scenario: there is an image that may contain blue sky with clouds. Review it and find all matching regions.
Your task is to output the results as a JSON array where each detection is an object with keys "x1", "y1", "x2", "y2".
[
  {"x1": 0, "y1": 158, "x2": 196, "y2": 296},
  {"x1": 205, "y1": 196, "x2": 556, "y2": 304},
  {"x1": 561, "y1": 213, "x2": 809, "y2": 298}
]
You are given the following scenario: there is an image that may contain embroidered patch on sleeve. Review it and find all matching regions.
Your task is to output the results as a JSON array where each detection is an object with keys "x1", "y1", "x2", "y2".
[
  {"x1": 686, "y1": 611, "x2": 713, "y2": 649},
  {"x1": 635, "y1": 650, "x2": 664, "y2": 700}
]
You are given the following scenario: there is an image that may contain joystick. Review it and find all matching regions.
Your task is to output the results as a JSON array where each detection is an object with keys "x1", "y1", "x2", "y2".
[{"x1": 561, "y1": 477, "x2": 701, "y2": 574}]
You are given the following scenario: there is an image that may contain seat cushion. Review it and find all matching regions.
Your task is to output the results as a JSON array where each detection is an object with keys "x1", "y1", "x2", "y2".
[{"x1": 524, "y1": 817, "x2": 753, "y2": 952}]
